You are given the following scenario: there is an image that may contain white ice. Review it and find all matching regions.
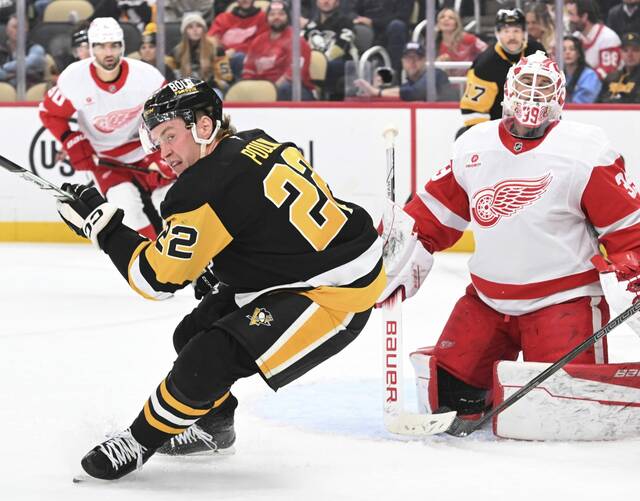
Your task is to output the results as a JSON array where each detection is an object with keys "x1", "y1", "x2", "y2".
[{"x1": 1, "y1": 244, "x2": 639, "y2": 501}]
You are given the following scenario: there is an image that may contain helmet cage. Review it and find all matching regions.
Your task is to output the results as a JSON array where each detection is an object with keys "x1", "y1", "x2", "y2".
[{"x1": 503, "y1": 52, "x2": 565, "y2": 137}]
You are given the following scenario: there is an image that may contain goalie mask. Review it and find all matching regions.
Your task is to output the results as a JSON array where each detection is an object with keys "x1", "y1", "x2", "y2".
[
  {"x1": 139, "y1": 78, "x2": 223, "y2": 158},
  {"x1": 502, "y1": 51, "x2": 566, "y2": 139}
]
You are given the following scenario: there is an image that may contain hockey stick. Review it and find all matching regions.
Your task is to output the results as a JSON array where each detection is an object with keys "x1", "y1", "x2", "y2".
[
  {"x1": 445, "y1": 298, "x2": 640, "y2": 437},
  {"x1": 98, "y1": 158, "x2": 151, "y2": 173},
  {"x1": 0, "y1": 153, "x2": 75, "y2": 201},
  {"x1": 380, "y1": 125, "x2": 457, "y2": 435}
]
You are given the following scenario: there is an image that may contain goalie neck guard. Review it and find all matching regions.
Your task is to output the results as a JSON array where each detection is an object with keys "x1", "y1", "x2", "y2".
[
  {"x1": 139, "y1": 78, "x2": 223, "y2": 156},
  {"x1": 502, "y1": 50, "x2": 566, "y2": 139}
]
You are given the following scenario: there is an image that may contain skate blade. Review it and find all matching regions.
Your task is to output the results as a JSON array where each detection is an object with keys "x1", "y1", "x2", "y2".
[
  {"x1": 72, "y1": 473, "x2": 111, "y2": 484},
  {"x1": 157, "y1": 445, "x2": 236, "y2": 458}
]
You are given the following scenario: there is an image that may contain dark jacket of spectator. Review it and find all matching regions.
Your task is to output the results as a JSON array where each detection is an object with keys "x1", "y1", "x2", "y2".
[
  {"x1": 607, "y1": 3, "x2": 640, "y2": 38},
  {"x1": 347, "y1": 0, "x2": 413, "y2": 37},
  {"x1": 599, "y1": 63, "x2": 640, "y2": 101},
  {"x1": 90, "y1": 0, "x2": 152, "y2": 31}
]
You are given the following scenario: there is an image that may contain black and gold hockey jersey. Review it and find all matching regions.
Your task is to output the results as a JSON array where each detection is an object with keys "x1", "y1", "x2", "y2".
[
  {"x1": 460, "y1": 41, "x2": 546, "y2": 128},
  {"x1": 102, "y1": 129, "x2": 385, "y2": 312}
]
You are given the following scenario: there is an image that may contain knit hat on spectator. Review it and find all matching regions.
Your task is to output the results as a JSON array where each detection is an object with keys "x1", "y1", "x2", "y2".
[
  {"x1": 621, "y1": 32, "x2": 640, "y2": 48},
  {"x1": 180, "y1": 11, "x2": 207, "y2": 34},
  {"x1": 402, "y1": 42, "x2": 425, "y2": 57},
  {"x1": 267, "y1": 0, "x2": 291, "y2": 21}
]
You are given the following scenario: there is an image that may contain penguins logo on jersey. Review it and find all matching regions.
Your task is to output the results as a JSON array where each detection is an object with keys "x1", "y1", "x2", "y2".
[{"x1": 247, "y1": 307, "x2": 274, "y2": 326}]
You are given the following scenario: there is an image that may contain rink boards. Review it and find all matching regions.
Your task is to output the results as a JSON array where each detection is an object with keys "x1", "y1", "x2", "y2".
[{"x1": 0, "y1": 102, "x2": 639, "y2": 249}]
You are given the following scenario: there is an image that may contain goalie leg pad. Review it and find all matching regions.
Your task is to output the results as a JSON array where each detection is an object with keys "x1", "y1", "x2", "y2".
[
  {"x1": 410, "y1": 347, "x2": 490, "y2": 416},
  {"x1": 494, "y1": 360, "x2": 640, "y2": 440},
  {"x1": 409, "y1": 347, "x2": 439, "y2": 414}
]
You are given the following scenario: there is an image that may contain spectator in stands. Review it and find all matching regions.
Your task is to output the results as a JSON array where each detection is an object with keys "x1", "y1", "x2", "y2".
[
  {"x1": 353, "y1": 42, "x2": 458, "y2": 101},
  {"x1": 347, "y1": 0, "x2": 414, "y2": 76},
  {"x1": 563, "y1": 35, "x2": 602, "y2": 102},
  {"x1": 458, "y1": 8, "x2": 545, "y2": 136},
  {"x1": 139, "y1": 24, "x2": 178, "y2": 81},
  {"x1": 566, "y1": 0, "x2": 621, "y2": 79},
  {"x1": 165, "y1": 0, "x2": 214, "y2": 24},
  {"x1": 0, "y1": 14, "x2": 45, "y2": 87},
  {"x1": 90, "y1": 0, "x2": 153, "y2": 32},
  {"x1": 173, "y1": 11, "x2": 234, "y2": 95},
  {"x1": 599, "y1": 31, "x2": 640, "y2": 102},
  {"x1": 207, "y1": 0, "x2": 268, "y2": 79},
  {"x1": 0, "y1": 0, "x2": 14, "y2": 24},
  {"x1": 304, "y1": 0, "x2": 357, "y2": 99},
  {"x1": 242, "y1": 0, "x2": 316, "y2": 100},
  {"x1": 525, "y1": 2, "x2": 556, "y2": 55},
  {"x1": 71, "y1": 27, "x2": 91, "y2": 61},
  {"x1": 607, "y1": 0, "x2": 640, "y2": 39},
  {"x1": 55, "y1": 24, "x2": 91, "y2": 73},
  {"x1": 435, "y1": 7, "x2": 487, "y2": 77}
]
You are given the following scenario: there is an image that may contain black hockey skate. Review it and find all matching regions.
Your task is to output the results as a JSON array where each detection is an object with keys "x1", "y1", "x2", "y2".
[
  {"x1": 80, "y1": 428, "x2": 155, "y2": 480},
  {"x1": 156, "y1": 394, "x2": 237, "y2": 456}
]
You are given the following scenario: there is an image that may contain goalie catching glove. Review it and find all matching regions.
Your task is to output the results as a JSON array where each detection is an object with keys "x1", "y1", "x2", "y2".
[
  {"x1": 377, "y1": 199, "x2": 434, "y2": 305},
  {"x1": 57, "y1": 183, "x2": 123, "y2": 249}
]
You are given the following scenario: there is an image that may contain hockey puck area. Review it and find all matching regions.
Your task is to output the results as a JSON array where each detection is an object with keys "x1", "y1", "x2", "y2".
[{"x1": 248, "y1": 379, "x2": 493, "y2": 441}]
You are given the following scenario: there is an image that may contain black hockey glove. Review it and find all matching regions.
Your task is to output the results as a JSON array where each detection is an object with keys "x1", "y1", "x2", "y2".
[
  {"x1": 192, "y1": 261, "x2": 218, "y2": 300},
  {"x1": 56, "y1": 183, "x2": 124, "y2": 249}
]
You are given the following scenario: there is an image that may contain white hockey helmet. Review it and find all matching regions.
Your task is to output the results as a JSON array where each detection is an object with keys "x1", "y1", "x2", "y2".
[
  {"x1": 88, "y1": 17, "x2": 125, "y2": 57},
  {"x1": 502, "y1": 50, "x2": 566, "y2": 138}
]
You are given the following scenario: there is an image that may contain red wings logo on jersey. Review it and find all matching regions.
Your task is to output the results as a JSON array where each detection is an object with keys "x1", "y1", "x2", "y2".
[
  {"x1": 471, "y1": 173, "x2": 553, "y2": 227},
  {"x1": 93, "y1": 105, "x2": 143, "y2": 133}
]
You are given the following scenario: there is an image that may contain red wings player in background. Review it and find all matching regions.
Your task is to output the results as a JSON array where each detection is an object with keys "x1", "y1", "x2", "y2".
[
  {"x1": 380, "y1": 51, "x2": 640, "y2": 434},
  {"x1": 40, "y1": 17, "x2": 173, "y2": 239}
]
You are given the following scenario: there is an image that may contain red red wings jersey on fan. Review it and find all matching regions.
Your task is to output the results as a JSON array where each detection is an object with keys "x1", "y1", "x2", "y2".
[
  {"x1": 40, "y1": 58, "x2": 165, "y2": 164},
  {"x1": 405, "y1": 119, "x2": 640, "y2": 315}
]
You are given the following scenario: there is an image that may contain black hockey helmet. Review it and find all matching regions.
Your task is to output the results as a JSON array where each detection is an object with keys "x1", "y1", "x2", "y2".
[
  {"x1": 495, "y1": 8, "x2": 525, "y2": 31},
  {"x1": 142, "y1": 77, "x2": 222, "y2": 131},
  {"x1": 140, "y1": 78, "x2": 223, "y2": 153}
]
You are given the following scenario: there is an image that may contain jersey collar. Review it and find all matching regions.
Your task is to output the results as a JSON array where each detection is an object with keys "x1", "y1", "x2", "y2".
[
  {"x1": 498, "y1": 118, "x2": 560, "y2": 154},
  {"x1": 90, "y1": 59, "x2": 129, "y2": 93}
]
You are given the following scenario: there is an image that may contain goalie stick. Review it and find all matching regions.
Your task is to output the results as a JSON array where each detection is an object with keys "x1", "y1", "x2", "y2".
[
  {"x1": 380, "y1": 125, "x2": 457, "y2": 436},
  {"x1": 0, "y1": 153, "x2": 75, "y2": 201}
]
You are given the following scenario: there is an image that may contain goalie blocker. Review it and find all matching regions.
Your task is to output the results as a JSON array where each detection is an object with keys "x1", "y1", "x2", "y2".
[{"x1": 411, "y1": 348, "x2": 640, "y2": 440}]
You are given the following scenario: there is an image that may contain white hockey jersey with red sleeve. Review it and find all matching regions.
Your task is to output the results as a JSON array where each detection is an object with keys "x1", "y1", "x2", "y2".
[
  {"x1": 579, "y1": 24, "x2": 621, "y2": 80},
  {"x1": 405, "y1": 119, "x2": 640, "y2": 315},
  {"x1": 39, "y1": 58, "x2": 165, "y2": 164}
]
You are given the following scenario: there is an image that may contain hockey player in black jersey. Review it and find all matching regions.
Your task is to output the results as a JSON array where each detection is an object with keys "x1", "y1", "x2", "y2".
[
  {"x1": 56, "y1": 77, "x2": 385, "y2": 480},
  {"x1": 458, "y1": 8, "x2": 546, "y2": 137}
]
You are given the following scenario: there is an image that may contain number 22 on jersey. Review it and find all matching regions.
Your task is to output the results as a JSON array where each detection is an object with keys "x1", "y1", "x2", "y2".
[{"x1": 264, "y1": 147, "x2": 350, "y2": 251}]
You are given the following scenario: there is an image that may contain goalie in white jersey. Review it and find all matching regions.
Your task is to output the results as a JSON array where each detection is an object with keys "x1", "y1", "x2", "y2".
[
  {"x1": 39, "y1": 17, "x2": 173, "y2": 240},
  {"x1": 381, "y1": 51, "x2": 640, "y2": 435}
]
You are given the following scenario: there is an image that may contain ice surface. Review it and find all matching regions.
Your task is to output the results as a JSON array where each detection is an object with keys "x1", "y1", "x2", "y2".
[{"x1": 1, "y1": 244, "x2": 638, "y2": 500}]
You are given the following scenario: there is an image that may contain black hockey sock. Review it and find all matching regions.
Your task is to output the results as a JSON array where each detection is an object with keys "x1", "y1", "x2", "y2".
[{"x1": 129, "y1": 375, "x2": 232, "y2": 449}]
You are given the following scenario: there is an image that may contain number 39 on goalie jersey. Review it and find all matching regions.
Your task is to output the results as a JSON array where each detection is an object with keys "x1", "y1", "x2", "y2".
[{"x1": 109, "y1": 128, "x2": 384, "y2": 311}]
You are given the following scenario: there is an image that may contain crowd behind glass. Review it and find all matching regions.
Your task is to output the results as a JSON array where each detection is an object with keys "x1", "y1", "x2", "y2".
[{"x1": 0, "y1": 0, "x2": 638, "y2": 103}]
